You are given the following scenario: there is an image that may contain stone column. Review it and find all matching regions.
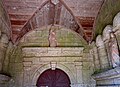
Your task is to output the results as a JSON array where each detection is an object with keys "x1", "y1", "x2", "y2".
[
  {"x1": 0, "y1": 34, "x2": 9, "y2": 72},
  {"x1": 23, "y1": 61, "x2": 32, "y2": 87},
  {"x1": 96, "y1": 35, "x2": 109, "y2": 69},
  {"x1": 75, "y1": 62, "x2": 83, "y2": 87}
]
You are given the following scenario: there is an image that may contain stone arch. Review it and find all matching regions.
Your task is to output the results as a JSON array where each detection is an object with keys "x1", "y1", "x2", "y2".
[
  {"x1": 18, "y1": 25, "x2": 87, "y2": 47},
  {"x1": 31, "y1": 63, "x2": 76, "y2": 87}
]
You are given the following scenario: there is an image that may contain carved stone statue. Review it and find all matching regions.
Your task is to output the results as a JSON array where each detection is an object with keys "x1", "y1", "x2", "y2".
[
  {"x1": 48, "y1": 28, "x2": 57, "y2": 47},
  {"x1": 109, "y1": 32, "x2": 120, "y2": 68}
]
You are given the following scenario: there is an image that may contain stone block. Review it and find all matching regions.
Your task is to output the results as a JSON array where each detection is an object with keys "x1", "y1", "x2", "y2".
[
  {"x1": 32, "y1": 58, "x2": 40, "y2": 64},
  {"x1": 66, "y1": 57, "x2": 82, "y2": 62},
  {"x1": 23, "y1": 71, "x2": 30, "y2": 86},
  {"x1": 13, "y1": 72, "x2": 23, "y2": 87},
  {"x1": 58, "y1": 57, "x2": 66, "y2": 62},
  {"x1": 83, "y1": 62, "x2": 91, "y2": 69},
  {"x1": 23, "y1": 62, "x2": 32, "y2": 67},
  {"x1": 23, "y1": 58, "x2": 33, "y2": 62},
  {"x1": 82, "y1": 70, "x2": 91, "y2": 83},
  {"x1": 40, "y1": 57, "x2": 58, "y2": 62},
  {"x1": 14, "y1": 63, "x2": 23, "y2": 72}
]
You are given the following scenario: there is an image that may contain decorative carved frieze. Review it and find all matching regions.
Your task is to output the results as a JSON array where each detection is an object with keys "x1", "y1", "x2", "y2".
[{"x1": 22, "y1": 47, "x2": 84, "y2": 57}]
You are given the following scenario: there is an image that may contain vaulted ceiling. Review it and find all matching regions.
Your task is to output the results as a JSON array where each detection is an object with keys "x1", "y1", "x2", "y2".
[{"x1": 3, "y1": 0, "x2": 104, "y2": 43}]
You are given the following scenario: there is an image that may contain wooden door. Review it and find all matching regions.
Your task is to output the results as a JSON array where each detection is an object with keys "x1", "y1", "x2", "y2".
[{"x1": 36, "y1": 69, "x2": 71, "y2": 87}]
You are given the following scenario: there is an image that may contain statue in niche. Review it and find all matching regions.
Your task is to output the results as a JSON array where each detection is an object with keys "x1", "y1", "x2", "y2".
[
  {"x1": 109, "y1": 32, "x2": 120, "y2": 68},
  {"x1": 48, "y1": 28, "x2": 57, "y2": 47}
]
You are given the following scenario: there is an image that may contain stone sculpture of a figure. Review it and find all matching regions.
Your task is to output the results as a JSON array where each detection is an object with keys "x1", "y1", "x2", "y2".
[
  {"x1": 109, "y1": 32, "x2": 120, "y2": 68},
  {"x1": 49, "y1": 28, "x2": 57, "y2": 47}
]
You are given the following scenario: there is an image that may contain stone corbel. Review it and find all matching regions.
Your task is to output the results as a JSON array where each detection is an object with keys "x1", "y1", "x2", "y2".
[{"x1": 50, "y1": 62, "x2": 57, "y2": 70}]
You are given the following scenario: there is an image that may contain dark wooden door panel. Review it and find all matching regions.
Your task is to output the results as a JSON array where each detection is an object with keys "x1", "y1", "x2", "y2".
[{"x1": 36, "y1": 69, "x2": 71, "y2": 87}]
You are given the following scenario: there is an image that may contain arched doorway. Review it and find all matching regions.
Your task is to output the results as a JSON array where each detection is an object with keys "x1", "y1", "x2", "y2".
[{"x1": 36, "y1": 68, "x2": 71, "y2": 87}]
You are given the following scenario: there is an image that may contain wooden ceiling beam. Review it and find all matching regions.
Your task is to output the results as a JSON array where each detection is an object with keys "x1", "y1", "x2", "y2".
[
  {"x1": 9, "y1": 14, "x2": 31, "y2": 20},
  {"x1": 3, "y1": 0, "x2": 104, "y2": 42},
  {"x1": 11, "y1": 20, "x2": 26, "y2": 25}
]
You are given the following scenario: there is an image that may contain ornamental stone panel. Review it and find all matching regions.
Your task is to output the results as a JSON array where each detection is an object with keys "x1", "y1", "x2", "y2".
[{"x1": 22, "y1": 47, "x2": 84, "y2": 57}]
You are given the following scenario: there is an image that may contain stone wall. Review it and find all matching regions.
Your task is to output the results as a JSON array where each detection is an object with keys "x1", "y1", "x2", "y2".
[
  {"x1": 21, "y1": 47, "x2": 95, "y2": 87},
  {"x1": 8, "y1": 26, "x2": 95, "y2": 87}
]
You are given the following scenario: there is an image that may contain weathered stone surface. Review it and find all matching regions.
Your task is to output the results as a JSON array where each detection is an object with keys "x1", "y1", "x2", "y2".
[
  {"x1": 102, "y1": 25, "x2": 113, "y2": 41},
  {"x1": 20, "y1": 26, "x2": 87, "y2": 47},
  {"x1": 9, "y1": 26, "x2": 92, "y2": 87},
  {"x1": 92, "y1": 67, "x2": 120, "y2": 87},
  {"x1": 0, "y1": 34, "x2": 9, "y2": 44},
  {"x1": 0, "y1": 74, "x2": 11, "y2": 87},
  {"x1": 23, "y1": 62, "x2": 32, "y2": 67},
  {"x1": 22, "y1": 47, "x2": 84, "y2": 57},
  {"x1": 20, "y1": 46, "x2": 94, "y2": 87}
]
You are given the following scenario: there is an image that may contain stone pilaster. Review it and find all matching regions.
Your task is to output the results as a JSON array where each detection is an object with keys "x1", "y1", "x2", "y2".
[{"x1": 75, "y1": 62, "x2": 83, "y2": 84}]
